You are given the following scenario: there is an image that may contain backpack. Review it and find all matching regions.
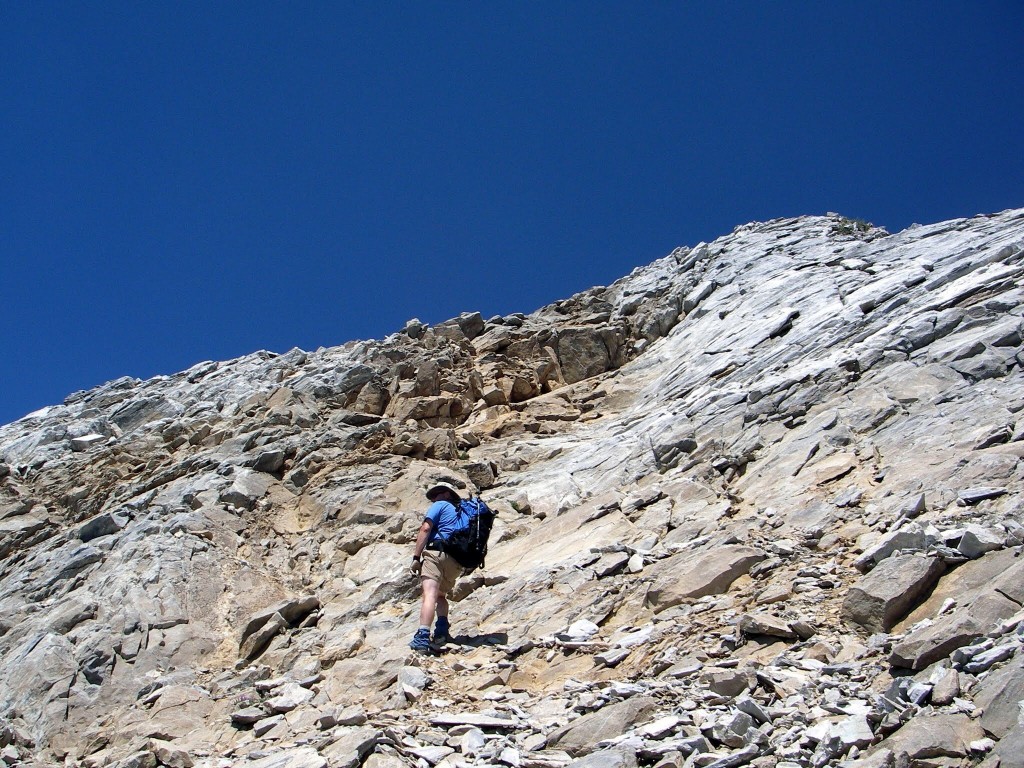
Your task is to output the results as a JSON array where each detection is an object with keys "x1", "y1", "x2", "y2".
[{"x1": 441, "y1": 497, "x2": 496, "y2": 571}]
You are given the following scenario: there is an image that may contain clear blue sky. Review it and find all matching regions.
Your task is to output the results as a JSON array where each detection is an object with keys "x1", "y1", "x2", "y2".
[{"x1": 2, "y1": 3, "x2": 1022, "y2": 426}]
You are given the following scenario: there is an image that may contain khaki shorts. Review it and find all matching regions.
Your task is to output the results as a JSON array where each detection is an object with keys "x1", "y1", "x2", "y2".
[{"x1": 421, "y1": 550, "x2": 462, "y2": 594}]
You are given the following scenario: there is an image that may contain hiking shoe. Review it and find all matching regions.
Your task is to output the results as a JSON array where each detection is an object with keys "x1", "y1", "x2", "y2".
[
  {"x1": 433, "y1": 617, "x2": 451, "y2": 645},
  {"x1": 409, "y1": 628, "x2": 433, "y2": 653}
]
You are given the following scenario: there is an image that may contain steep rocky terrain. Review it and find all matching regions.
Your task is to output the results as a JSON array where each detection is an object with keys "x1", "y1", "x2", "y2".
[{"x1": 2, "y1": 209, "x2": 1023, "y2": 768}]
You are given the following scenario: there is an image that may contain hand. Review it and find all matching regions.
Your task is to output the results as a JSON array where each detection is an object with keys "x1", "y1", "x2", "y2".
[{"x1": 410, "y1": 557, "x2": 422, "y2": 577}]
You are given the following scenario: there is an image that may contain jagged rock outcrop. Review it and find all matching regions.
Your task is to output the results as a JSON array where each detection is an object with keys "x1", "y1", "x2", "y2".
[{"x1": 1, "y1": 209, "x2": 1024, "y2": 767}]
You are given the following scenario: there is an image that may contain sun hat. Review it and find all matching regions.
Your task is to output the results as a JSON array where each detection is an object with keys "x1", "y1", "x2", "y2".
[{"x1": 426, "y1": 481, "x2": 462, "y2": 501}]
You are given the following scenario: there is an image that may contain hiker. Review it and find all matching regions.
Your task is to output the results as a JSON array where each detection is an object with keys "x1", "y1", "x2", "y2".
[{"x1": 409, "y1": 481, "x2": 464, "y2": 651}]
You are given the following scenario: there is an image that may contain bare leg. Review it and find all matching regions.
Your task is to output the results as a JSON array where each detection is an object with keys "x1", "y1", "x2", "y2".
[
  {"x1": 419, "y1": 577, "x2": 440, "y2": 627},
  {"x1": 436, "y1": 594, "x2": 449, "y2": 620}
]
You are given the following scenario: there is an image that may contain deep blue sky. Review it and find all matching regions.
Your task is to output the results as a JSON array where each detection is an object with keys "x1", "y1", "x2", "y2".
[{"x1": 2, "y1": 3, "x2": 1022, "y2": 426}]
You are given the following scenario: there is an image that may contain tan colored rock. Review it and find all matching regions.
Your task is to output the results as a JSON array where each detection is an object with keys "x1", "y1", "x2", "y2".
[
  {"x1": 841, "y1": 554, "x2": 945, "y2": 633},
  {"x1": 546, "y1": 696, "x2": 658, "y2": 756},
  {"x1": 975, "y1": 654, "x2": 1024, "y2": 739},
  {"x1": 737, "y1": 612, "x2": 798, "y2": 640},
  {"x1": 645, "y1": 546, "x2": 765, "y2": 612},
  {"x1": 890, "y1": 593, "x2": 1020, "y2": 670},
  {"x1": 872, "y1": 713, "x2": 984, "y2": 761},
  {"x1": 930, "y1": 667, "x2": 960, "y2": 706}
]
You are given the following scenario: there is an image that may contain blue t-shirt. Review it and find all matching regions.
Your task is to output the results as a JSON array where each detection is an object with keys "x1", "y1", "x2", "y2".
[{"x1": 424, "y1": 500, "x2": 463, "y2": 544}]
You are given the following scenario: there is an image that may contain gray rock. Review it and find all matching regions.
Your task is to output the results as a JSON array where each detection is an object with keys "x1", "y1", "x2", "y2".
[
  {"x1": 253, "y1": 450, "x2": 287, "y2": 474},
  {"x1": 240, "y1": 596, "x2": 320, "y2": 645},
  {"x1": 975, "y1": 653, "x2": 1024, "y2": 738},
  {"x1": 110, "y1": 752, "x2": 157, "y2": 768},
  {"x1": 246, "y1": 747, "x2": 327, "y2": 768},
  {"x1": 264, "y1": 682, "x2": 314, "y2": 713},
  {"x1": 930, "y1": 667, "x2": 960, "y2": 706},
  {"x1": 398, "y1": 665, "x2": 431, "y2": 698},
  {"x1": 957, "y1": 487, "x2": 1008, "y2": 505},
  {"x1": 842, "y1": 554, "x2": 945, "y2": 632},
  {"x1": 567, "y1": 749, "x2": 638, "y2": 768},
  {"x1": 318, "y1": 726, "x2": 381, "y2": 768},
  {"x1": 890, "y1": 593, "x2": 1020, "y2": 669},
  {"x1": 407, "y1": 746, "x2": 455, "y2": 765},
  {"x1": 853, "y1": 523, "x2": 933, "y2": 571},
  {"x1": 985, "y1": 722, "x2": 1024, "y2": 768},
  {"x1": 872, "y1": 712, "x2": 984, "y2": 761},
  {"x1": 546, "y1": 696, "x2": 658, "y2": 756},
  {"x1": 239, "y1": 611, "x2": 288, "y2": 661},
  {"x1": 430, "y1": 712, "x2": 523, "y2": 729},
  {"x1": 460, "y1": 727, "x2": 487, "y2": 756},
  {"x1": 76, "y1": 510, "x2": 129, "y2": 542},
  {"x1": 963, "y1": 643, "x2": 1016, "y2": 674},
  {"x1": 230, "y1": 706, "x2": 266, "y2": 725},
  {"x1": 955, "y1": 524, "x2": 1005, "y2": 558},
  {"x1": 253, "y1": 713, "x2": 286, "y2": 736},
  {"x1": 691, "y1": 745, "x2": 760, "y2": 768},
  {"x1": 646, "y1": 546, "x2": 765, "y2": 612},
  {"x1": 737, "y1": 613, "x2": 797, "y2": 640},
  {"x1": 70, "y1": 434, "x2": 106, "y2": 452},
  {"x1": 701, "y1": 668, "x2": 755, "y2": 697},
  {"x1": 147, "y1": 741, "x2": 194, "y2": 768},
  {"x1": 709, "y1": 711, "x2": 755, "y2": 748},
  {"x1": 558, "y1": 620, "x2": 601, "y2": 642},
  {"x1": 735, "y1": 696, "x2": 771, "y2": 725},
  {"x1": 831, "y1": 715, "x2": 874, "y2": 750},
  {"x1": 218, "y1": 468, "x2": 273, "y2": 510}
]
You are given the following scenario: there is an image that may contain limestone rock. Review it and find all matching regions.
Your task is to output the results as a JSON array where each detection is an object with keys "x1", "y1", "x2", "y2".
[
  {"x1": 3, "y1": 208, "x2": 1024, "y2": 766},
  {"x1": 265, "y1": 682, "x2": 314, "y2": 713},
  {"x1": 567, "y1": 749, "x2": 638, "y2": 768},
  {"x1": 318, "y1": 726, "x2": 380, "y2": 768},
  {"x1": 872, "y1": 713, "x2": 984, "y2": 761},
  {"x1": 246, "y1": 747, "x2": 327, "y2": 768},
  {"x1": 890, "y1": 593, "x2": 1021, "y2": 670},
  {"x1": 546, "y1": 696, "x2": 658, "y2": 755},
  {"x1": 646, "y1": 546, "x2": 765, "y2": 612},
  {"x1": 842, "y1": 554, "x2": 945, "y2": 633},
  {"x1": 974, "y1": 653, "x2": 1024, "y2": 738}
]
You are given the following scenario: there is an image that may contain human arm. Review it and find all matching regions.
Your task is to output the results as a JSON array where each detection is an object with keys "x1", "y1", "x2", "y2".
[
  {"x1": 412, "y1": 519, "x2": 433, "y2": 560},
  {"x1": 411, "y1": 518, "x2": 434, "y2": 575}
]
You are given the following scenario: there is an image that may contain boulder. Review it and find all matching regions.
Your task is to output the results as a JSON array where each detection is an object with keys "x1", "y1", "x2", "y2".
[
  {"x1": 240, "y1": 595, "x2": 320, "y2": 644},
  {"x1": 737, "y1": 612, "x2": 798, "y2": 640},
  {"x1": 218, "y1": 469, "x2": 273, "y2": 510},
  {"x1": 853, "y1": 522, "x2": 934, "y2": 571},
  {"x1": 265, "y1": 682, "x2": 315, "y2": 713},
  {"x1": 646, "y1": 546, "x2": 765, "y2": 612},
  {"x1": 975, "y1": 654, "x2": 1024, "y2": 738},
  {"x1": 556, "y1": 327, "x2": 618, "y2": 383},
  {"x1": 872, "y1": 713, "x2": 984, "y2": 761},
  {"x1": 246, "y1": 746, "x2": 327, "y2": 768},
  {"x1": 546, "y1": 696, "x2": 658, "y2": 755},
  {"x1": 890, "y1": 593, "x2": 1021, "y2": 670},
  {"x1": 841, "y1": 554, "x2": 945, "y2": 632},
  {"x1": 567, "y1": 749, "x2": 638, "y2": 768},
  {"x1": 76, "y1": 510, "x2": 130, "y2": 542},
  {"x1": 317, "y1": 726, "x2": 381, "y2": 768},
  {"x1": 985, "y1": 723, "x2": 1024, "y2": 768}
]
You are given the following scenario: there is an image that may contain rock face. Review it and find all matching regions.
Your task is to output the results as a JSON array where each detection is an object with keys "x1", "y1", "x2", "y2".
[{"x1": 2, "y1": 209, "x2": 1024, "y2": 767}]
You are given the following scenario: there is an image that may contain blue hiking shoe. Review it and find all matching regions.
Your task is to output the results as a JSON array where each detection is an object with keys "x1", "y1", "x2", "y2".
[
  {"x1": 433, "y1": 617, "x2": 451, "y2": 645},
  {"x1": 409, "y1": 628, "x2": 433, "y2": 653}
]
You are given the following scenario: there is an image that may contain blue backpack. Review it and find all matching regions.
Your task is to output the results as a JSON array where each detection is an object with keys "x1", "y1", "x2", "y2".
[{"x1": 442, "y1": 497, "x2": 496, "y2": 571}]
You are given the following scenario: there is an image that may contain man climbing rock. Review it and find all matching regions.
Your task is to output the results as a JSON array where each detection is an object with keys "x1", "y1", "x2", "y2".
[{"x1": 410, "y1": 481, "x2": 464, "y2": 652}]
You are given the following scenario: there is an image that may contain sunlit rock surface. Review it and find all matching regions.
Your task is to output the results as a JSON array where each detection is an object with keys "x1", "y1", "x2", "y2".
[{"x1": 2, "y1": 209, "x2": 1023, "y2": 766}]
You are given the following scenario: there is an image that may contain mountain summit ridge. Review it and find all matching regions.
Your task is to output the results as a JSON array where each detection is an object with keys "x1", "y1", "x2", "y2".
[{"x1": 1, "y1": 208, "x2": 1023, "y2": 767}]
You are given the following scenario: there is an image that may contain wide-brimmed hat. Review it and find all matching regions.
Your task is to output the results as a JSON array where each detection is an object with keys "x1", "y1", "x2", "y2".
[{"x1": 426, "y1": 481, "x2": 462, "y2": 501}]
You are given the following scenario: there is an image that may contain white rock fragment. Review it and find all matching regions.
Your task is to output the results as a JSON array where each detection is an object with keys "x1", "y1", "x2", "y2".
[{"x1": 70, "y1": 433, "x2": 106, "y2": 451}]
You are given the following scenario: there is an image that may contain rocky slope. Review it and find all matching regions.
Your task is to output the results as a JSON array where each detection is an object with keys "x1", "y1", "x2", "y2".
[{"x1": 1, "y1": 209, "x2": 1023, "y2": 768}]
